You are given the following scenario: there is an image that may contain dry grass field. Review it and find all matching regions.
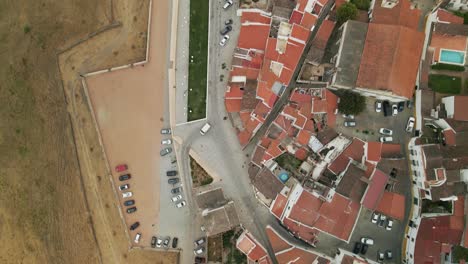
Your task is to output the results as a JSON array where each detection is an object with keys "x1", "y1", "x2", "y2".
[{"x1": 0, "y1": 0, "x2": 177, "y2": 263}]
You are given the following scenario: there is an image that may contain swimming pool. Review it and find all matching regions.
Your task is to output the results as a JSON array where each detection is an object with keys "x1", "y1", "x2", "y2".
[{"x1": 440, "y1": 49, "x2": 465, "y2": 65}]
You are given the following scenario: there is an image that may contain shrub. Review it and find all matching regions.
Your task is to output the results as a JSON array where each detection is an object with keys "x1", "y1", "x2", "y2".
[
  {"x1": 431, "y1": 63, "x2": 465, "y2": 71},
  {"x1": 337, "y1": 90, "x2": 366, "y2": 115},
  {"x1": 337, "y1": 3, "x2": 358, "y2": 24},
  {"x1": 351, "y1": 0, "x2": 370, "y2": 10}
]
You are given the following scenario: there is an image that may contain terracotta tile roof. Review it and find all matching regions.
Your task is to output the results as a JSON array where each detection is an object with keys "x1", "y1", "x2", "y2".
[
  {"x1": 362, "y1": 169, "x2": 389, "y2": 210},
  {"x1": 335, "y1": 0, "x2": 346, "y2": 8},
  {"x1": 342, "y1": 138, "x2": 365, "y2": 162},
  {"x1": 225, "y1": 84, "x2": 243, "y2": 98},
  {"x1": 240, "y1": 11, "x2": 272, "y2": 24},
  {"x1": 238, "y1": 130, "x2": 252, "y2": 146},
  {"x1": 225, "y1": 99, "x2": 242, "y2": 112},
  {"x1": 375, "y1": 191, "x2": 405, "y2": 221},
  {"x1": 265, "y1": 226, "x2": 292, "y2": 252},
  {"x1": 252, "y1": 167, "x2": 285, "y2": 200},
  {"x1": 236, "y1": 231, "x2": 268, "y2": 261},
  {"x1": 436, "y1": 9, "x2": 464, "y2": 24},
  {"x1": 265, "y1": 139, "x2": 285, "y2": 160},
  {"x1": 238, "y1": 23, "x2": 271, "y2": 50},
  {"x1": 380, "y1": 143, "x2": 402, "y2": 158},
  {"x1": 336, "y1": 163, "x2": 369, "y2": 202},
  {"x1": 371, "y1": 0, "x2": 421, "y2": 30},
  {"x1": 367, "y1": 141, "x2": 382, "y2": 163},
  {"x1": 297, "y1": 0, "x2": 308, "y2": 12},
  {"x1": 313, "y1": 19, "x2": 335, "y2": 50},
  {"x1": 356, "y1": 24, "x2": 424, "y2": 99},
  {"x1": 365, "y1": 161, "x2": 376, "y2": 178},
  {"x1": 301, "y1": 12, "x2": 318, "y2": 30},
  {"x1": 270, "y1": 192, "x2": 288, "y2": 219},
  {"x1": 328, "y1": 153, "x2": 351, "y2": 175},
  {"x1": 290, "y1": 10, "x2": 304, "y2": 25},
  {"x1": 297, "y1": 130, "x2": 312, "y2": 146},
  {"x1": 276, "y1": 248, "x2": 322, "y2": 264},
  {"x1": 254, "y1": 101, "x2": 271, "y2": 122},
  {"x1": 430, "y1": 33, "x2": 467, "y2": 62},
  {"x1": 283, "y1": 217, "x2": 320, "y2": 244},
  {"x1": 295, "y1": 148, "x2": 308, "y2": 161},
  {"x1": 443, "y1": 129, "x2": 456, "y2": 146},
  {"x1": 240, "y1": 110, "x2": 251, "y2": 125},
  {"x1": 290, "y1": 24, "x2": 311, "y2": 43},
  {"x1": 237, "y1": 234, "x2": 256, "y2": 254},
  {"x1": 245, "y1": 116, "x2": 262, "y2": 133},
  {"x1": 252, "y1": 145, "x2": 266, "y2": 167},
  {"x1": 454, "y1": 96, "x2": 468, "y2": 121},
  {"x1": 290, "y1": 90, "x2": 312, "y2": 103}
]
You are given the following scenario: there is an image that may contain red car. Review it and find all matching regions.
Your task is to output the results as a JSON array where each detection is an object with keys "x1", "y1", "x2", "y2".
[{"x1": 115, "y1": 164, "x2": 128, "y2": 172}]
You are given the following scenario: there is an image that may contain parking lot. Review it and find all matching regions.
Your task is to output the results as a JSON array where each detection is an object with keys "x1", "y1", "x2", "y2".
[{"x1": 335, "y1": 97, "x2": 414, "y2": 144}]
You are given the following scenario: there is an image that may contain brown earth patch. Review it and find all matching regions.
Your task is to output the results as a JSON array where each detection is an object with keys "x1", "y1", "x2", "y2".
[{"x1": 190, "y1": 156, "x2": 214, "y2": 187}]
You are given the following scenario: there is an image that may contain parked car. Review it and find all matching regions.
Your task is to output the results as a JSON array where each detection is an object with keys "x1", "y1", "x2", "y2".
[
  {"x1": 390, "y1": 168, "x2": 397, "y2": 178},
  {"x1": 171, "y1": 195, "x2": 182, "y2": 202},
  {"x1": 171, "y1": 187, "x2": 182, "y2": 194},
  {"x1": 219, "y1": 35, "x2": 230, "y2": 46},
  {"x1": 127, "y1": 207, "x2": 137, "y2": 214},
  {"x1": 378, "y1": 251, "x2": 385, "y2": 262},
  {"x1": 160, "y1": 147, "x2": 172, "y2": 156},
  {"x1": 194, "y1": 246, "x2": 205, "y2": 255},
  {"x1": 130, "y1": 221, "x2": 140, "y2": 230},
  {"x1": 406, "y1": 117, "x2": 415, "y2": 132},
  {"x1": 375, "y1": 101, "x2": 382, "y2": 112},
  {"x1": 398, "y1": 101, "x2": 405, "y2": 112},
  {"x1": 119, "y1": 184, "x2": 129, "y2": 191},
  {"x1": 151, "y1": 236, "x2": 157, "y2": 248},
  {"x1": 379, "y1": 136, "x2": 393, "y2": 143},
  {"x1": 223, "y1": 0, "x2": 233, "y2": 9},
  {"x1": 407, "y1": 100, "x2": 413, "y2": 109},
  {"x1": 379, "y1": 215, "x2": 387, "y2": 227},
  {"x1": 342, "y1": 114, "x2": 355, "y2": 119},
  {"x1": 386, "y1": 250, "x2": 393, "y2": 259},
  {"x1": 225, "y1": 19, "x2": 233, "y2": 25},
  {"x1": 176, "y1": 201, "x2": 186, "y2": 208},
  {"x1": 156, "y1": 237, "x2": 163, "y2": 248},
  {"x1": 166, "y1": 170, "x2": 178, "y2": 176},
  {"x1": 161, "y1": 139, "x2": 172, "y2": 145},
  {"x1": 119, "y1": 174, "x2": 131, "y2": 181},
  {"x1": 360, "y1": 237, "x2": 374, "y2": 245},
  {"x1": 392, "y1": 104, "x2": 398, "y2": 116},
  {"x1": 353, "y1": 242, "x2": 362, "y2": 254},
  {"x1": 361, "y1": 244, "x2": 369, "y2": 255},
  {"x1": 122, "y1": 191, "x2": 133, "y2": 198},
  {"x1": 172, "y1": 237, "x2": 178, "y2": 248},
  {"x1": 383, "y1": 101, "x2": 391, "y2": 116},
  {"x1": 195, "y1": 256, "x2": 206, "y2": 263},
  {"x1": 379, "y1": 128, "x2": 393, "y2": 136},
  {"x1": 194, "y1": 237, "x2": 206, "y2": 247},
  {"x1": 163, "y1": 237, "x2": 170, "y2": 247},
  {"x1": 371, "y1": 212, "x2": 380, "y2": 224},
  {"x1": 134, "y1": 233, "x2": 141, "y2": 243},
  {"x1": 168, "y1": 178, "x2": 179, "y2": 184},
  {"x1": 115, "y1": 164, "x2": 128, "y2": 172},
  {"x1": 160, "y1": 128, "x2": 171, "y2": 134},
  {"x1": 220, "y1": 25, "x2": 232, "y2": 35},
  {"x1": 124, "y1": 199, "x2": 135, "y2": 206},
  {"x1": 386, "y1": 219, "x2": 394, "y2": 231},
  {"x1": 344, "y1": 121, "x2": 356, "y2": 127}
]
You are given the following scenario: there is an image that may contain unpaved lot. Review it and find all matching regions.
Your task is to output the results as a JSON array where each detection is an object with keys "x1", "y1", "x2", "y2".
[{"x1": 0, "y1": 0, "x2": 177, "y2": 263}]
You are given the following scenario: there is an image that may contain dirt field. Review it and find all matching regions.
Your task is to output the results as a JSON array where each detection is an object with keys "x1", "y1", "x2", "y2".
[
  {"x1": 208, "y1": 235, "x2": 223, "y2": 262},
  {"x1": 190, "y1": 157, "x2": 214, "y2": 187},
  {"x1": 0, "y1": 0, "x2": 177, "y2": 263}
]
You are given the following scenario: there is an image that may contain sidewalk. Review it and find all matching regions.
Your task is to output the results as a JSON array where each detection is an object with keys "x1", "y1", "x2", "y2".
[{"x1": 174, "y1": 0, "x2": 190, "y2": 124}]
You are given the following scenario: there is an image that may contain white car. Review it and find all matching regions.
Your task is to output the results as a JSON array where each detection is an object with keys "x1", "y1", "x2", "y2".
[
  {"x1": 176, "y1": 201, "x2": 186, "y2": 208},
  {"x1": 360, "y1": 237, "x2": 374, "y2": 245},
  {"x1": 371, "y1": 212, "x2": 380, "y2": 224},
  {"x1": 171, "y1": 195, "x2": 182, "y2": 202},
  {"x1": 379, "y1": 136, "x2": 393, "y2": 142},
  {"x1": 406, "y1": 117, "x2": 415, "y2": 132},
  {"x1": 386, "y1": 219, "x2": 393, "y2": 231},
  {"x1": 375, "y1": 101, "x2": 382, "y2": 112},
  {"x1": 392, "y1": 104, "x2": 398, "y2": 116},
  {"x1": 219, "y1": 35, "x2": 230, "y2": 46},
  {"x1": 194, "y1": 246, "x2": 205, "y2": 255},
  {"x1": 223, "y1": 0, "x2": 233, "y2": 9},
  {"x1": 379, "y1": 128, "x2": 393, "y2": 136},
  {"x1": 342, "y1": 114, "x2": 355, "y2": 119},
  {"x1": 134, "y1": 233, "x2": 141, "y2": 243},
  {"x1": 161, "y1": 139, "x2": 172, "y2": 145},
  {"x1": 122, "y1": 191, "x2": 133, "y2": 198},
  {"x1": 119, "y1": 184, "x2": 129, "y2": 191},
  {"x1": 156, "y1": 237, "x2": 163, "y2": 248}
]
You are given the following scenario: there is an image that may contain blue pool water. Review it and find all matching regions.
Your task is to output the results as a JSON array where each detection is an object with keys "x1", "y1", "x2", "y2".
[
  {"x1": 440, "y1": 49, "x2": 465, "y2": 65},
  {"x1": 278, "y1": 172, "x2": 289, "y2": 183}
]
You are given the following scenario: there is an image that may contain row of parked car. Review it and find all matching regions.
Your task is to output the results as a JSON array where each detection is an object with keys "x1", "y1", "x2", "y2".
[
  {"x1": 116, "y1": 164, "x2": 137, "y2": 214},
  {"x1": 371, "y1": 212, "x2": 393, "y2": 230},
  {"x1": 353, "y1": 238, "x2": 392, "y2": 262},
  {"x1": 375, "y1": 100, "x2": 412, "y2": 117},
  {"x1": 194, "y1": 237, "x2": 206, "y2": 256},
  {"x1": 150, "y1": 235, "x2": 178, "y2": 249}
]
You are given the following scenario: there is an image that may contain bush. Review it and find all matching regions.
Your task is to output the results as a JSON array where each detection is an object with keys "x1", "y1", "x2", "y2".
[
  {"x1": 428, "y1": 74, "x2": 462, "y2": 94},
  {"x1": 23, "y1": 25, "x2": 31, "y2": 34},
  {"x1": 454, "y1": 11, "x2": 468, "y2": 25},
  {"x1": 337, "y1": 90, "x2": 366, "y2": 115},
  {"x1": 431, "y1": 63, "x2": 465, "y2": 71},
  {"x1": 351, "y1": 0, "x2": 370, "y2": 10},
  {"x1": 337, "y1": 3, "x2": 358, "y2": 24},
  {"x1": 453, "y1": 245, "x2": 468, "y2": 262}
]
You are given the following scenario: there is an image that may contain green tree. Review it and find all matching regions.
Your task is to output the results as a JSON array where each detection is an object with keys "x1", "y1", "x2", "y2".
[
  {"x1": 337, "y1": 3, "x2": 358, "y2": 24},
  {"x1": 337, "y1": 90, "x2": 366, "y2": 115},
  {"x1": 351, "y1": 0, "x2": 370, "y2": 10}
]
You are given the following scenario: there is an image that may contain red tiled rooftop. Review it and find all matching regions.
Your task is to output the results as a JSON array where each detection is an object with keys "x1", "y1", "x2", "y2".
[
  {"x1": 290, "y1": 10, "x2": 304, "y2": 25},
  {"x1": 295, "y1": 148, "x2": 308, "y2": 161},
  {"x1": 381, "y1": 143, "x2": 401, "y2": 157},
  {"x1": 280, "y1": 42, "x2": 306, "y2": 70},
  {"x1": 297, "y1": 0, "x2": 308, "y2": 12},
  {"x1": 266, "y1": 139, "x2": 285, "y2": 160},
  {"x1": 290, "y1": 90, "x2": 312, "y2": 103},
  {"x1": 260, "y1": 137, "x2": 272, "y2": 148},
  {"x1": 237, "y1": 235, "x2": 255, "y2": 254},
  {"x1": 375, "y1": 191, "x2": 405, "y2": 221},
  {"x1": 248, "y1": 243, "x2": 268, "y2": 261},
  {"x1": 314, "y1": 19, "x2": 335, "y2": 50},
  {"x1": 270, "y1": 192, "x2": 288, "y2": 219},
  {"x1": 265, "y1": 226, "x2": 292, "y2": 252},
  {"x1": 454, "y1": 96, "x2": 468, "y2": 121},
  {"x1": 328, "y1": 153, "x2": 350, "y2": 175},
  {"x1": 356, "y1": 24, "x2": 424, "y2": 99},
  {"x1": 240, "y1": 11, "x2": 272, "y2": 24},
  {"x1": 436, "y1": 9, "x2": 463, "y2": 24},
  {"x1": 276, "y1": 248, "x2": 320, "y2": 264},
  {"x1": 237, "y1": 231, "x2": 268, "y2": 262},
  {"x1": 364, "y1": 161, "x2": 376, "y2": 178},
  {"x1": 297, "y1": 130, "x2": 312, "y2": 146},
  {"x1": 225, "y1": 84, "x2": 243, "y2": 98},
  {"x1": 312, "y1": 99, "x2": 327, "y2": 113},
  {"x1": 301, "y1": 12, "x2": 318, "y2": 30},
  {"x1": 362, "y1": 169, "x2": 389, "y2": 210},
  {"x1": 225, "y1": 99, "x2": 242, "y2": 112},
  {"x1": 367, "y1": 141, "x2": 382, "y2": 163},
  {"x1": 283, "y1": 217, "x2": 319, "y2": 244},
  {"x1": 343, "y1": 138, "x2": 365, "y2": 162},
  {"x1": 240, "y1": 111, "x2": 251, "y2": 125},
  {"x1": 238, "y1": 24, "x2": 271, "y2": 50},
  {"x1": 245, "y1": 116, "x2": 262, "y2": 133},
  {"x1": 371, "y1": 0, "x2": 421, "y2": 29},
  {"x1": 290, "y1": 24, "x2": 310, "y2": 43},
  {"x1": 238, "y1": 130, "x2": 252, "y2": 146}
]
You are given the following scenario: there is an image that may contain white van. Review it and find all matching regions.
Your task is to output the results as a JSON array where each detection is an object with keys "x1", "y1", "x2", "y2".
[
  {"x1": 200, "y1": 123, "x2": 211, "y2": 135},
  {"x1": 134, "y1": 233, "x2": 141, "y2": 243}
]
